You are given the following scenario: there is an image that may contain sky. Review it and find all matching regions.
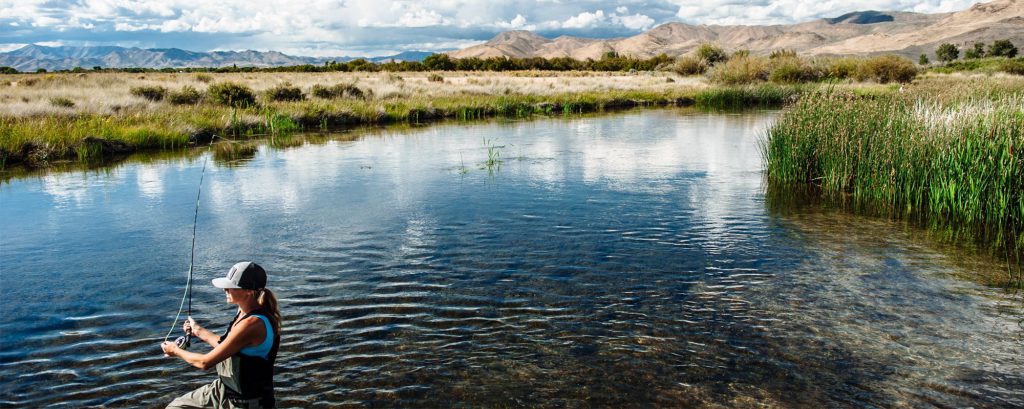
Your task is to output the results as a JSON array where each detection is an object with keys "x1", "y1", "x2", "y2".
[{"x1": 0, "y1": 0, "x2": 980, "y2": 57}]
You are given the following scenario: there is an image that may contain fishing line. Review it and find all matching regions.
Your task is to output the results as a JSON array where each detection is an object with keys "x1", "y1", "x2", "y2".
[{"x1": 164, "y1": 137, "x2": 217, "y2": 348}]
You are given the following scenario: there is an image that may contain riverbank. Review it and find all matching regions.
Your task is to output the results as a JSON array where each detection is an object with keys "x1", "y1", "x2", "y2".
[
  {"x1": 763, "y1": 74, "x2": 1024, "y2": 286},
  {"x1": 0, "y1": 70, "x2": 838, "y2": 168}
]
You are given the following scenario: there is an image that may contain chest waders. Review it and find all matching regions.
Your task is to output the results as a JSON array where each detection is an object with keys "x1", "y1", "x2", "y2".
[{"x1": 218, "y1": 308, "x2": 280, "y2": 408}]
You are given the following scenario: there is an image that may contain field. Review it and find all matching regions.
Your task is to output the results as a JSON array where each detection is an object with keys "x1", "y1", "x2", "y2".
[{"x1": 0, "y1": 70, "x2": 820, "y2": 168}]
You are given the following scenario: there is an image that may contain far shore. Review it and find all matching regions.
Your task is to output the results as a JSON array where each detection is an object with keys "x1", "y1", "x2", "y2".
[
  {"x1": 0, "y1": 70, "x2": 1012, "y2": 169},
  {"x1": 0, "y1": 70, "x2": 819, "y2": 168}
]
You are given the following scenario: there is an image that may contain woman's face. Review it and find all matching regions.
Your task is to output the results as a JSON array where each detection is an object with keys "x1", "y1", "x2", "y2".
[{"x1": 224, "y1": 288, "x2": 251, "y2": 304}]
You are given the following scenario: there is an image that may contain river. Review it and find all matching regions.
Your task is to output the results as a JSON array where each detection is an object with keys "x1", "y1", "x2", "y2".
[{"x1": 1, "y1": 109, "x2": 1021, "y2": 407}]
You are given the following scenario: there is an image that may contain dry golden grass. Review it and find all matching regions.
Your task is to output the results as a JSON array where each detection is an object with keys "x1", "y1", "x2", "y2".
[{"x1": 0, "y1": 71, "x2": 702, "y2": 117}]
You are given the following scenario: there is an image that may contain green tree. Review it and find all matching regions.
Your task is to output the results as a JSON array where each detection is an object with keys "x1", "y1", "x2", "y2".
[
  {"x1": 964, "y1": 42, "x2": 985, "y2": 59},
  {"x1": 422, "y1": 53, "x2": 455, "y2": 71},
  {"x1": 936, "y1": 43, "x2": 959, "y2": 62},
  {"x1": 988, "y1": 39, "x2": 1018, "y2": 58},
  {"x1": 918, "y1": 54, "x2": 929, "y2": 65}
]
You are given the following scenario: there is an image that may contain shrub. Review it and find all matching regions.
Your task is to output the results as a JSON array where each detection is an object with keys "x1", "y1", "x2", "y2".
[
  {"x1": 311, "y1": 83, "x2": 364, "y2": 99},
  {"x1": 129, "y1": 85, "x2": 168, "y2": 102},
  {"x1": 936, "y1": 43, "x2": 959, "y2": 62},
  {"x1": 427, "y1": 73, "x2": 444, "y2": 82},
  {"x1": 827, "y1": 57, "x2": 860, "y2": 79},
  {"x1": 207, "y1": 82, "x2": 256, "y2": 108},
  {"x1": 857, "y1": 55, "x2": 917, "y2": 83},
  {"x1": 919, "y1": 54, "x2": 929, "y2": 65},
  {"x1": 168, "y1": 86, "x2": 202, "y2": 105},
  {"x1": 1001, "y1": 59, "x2": 1024, "y2": 75},
  {"x1": 707, "y1": 55, "x2": 770, "y2": 85},
  {"x1": 194, "y1": 73, "x2": 213, "y2": 83},
  {"x1": 49, "y1": 97, "x2": 75, "y2": 108},
  {"x1": 672, "y1": 55, "x2": 708, "y2": 75},
  {"x1": 769, "y1": 49, "x2": 797, "y2": 60},
  {"x1": 768, "y1": 57, "x2": 822, "y2": 83},
  {"x1": 264, "y1": 83, "x2": 305, "y2": 101},
  {"x1": 695, "y1": 43, "x2": 728, "y2": 65}
]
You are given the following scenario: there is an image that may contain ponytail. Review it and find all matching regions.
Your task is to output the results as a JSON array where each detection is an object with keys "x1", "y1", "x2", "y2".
[{"x1": 257, "y1": 288, "x2": 282, "y2": 335}]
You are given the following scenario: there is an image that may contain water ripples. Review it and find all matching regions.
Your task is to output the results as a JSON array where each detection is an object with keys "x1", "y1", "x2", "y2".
[{"x1": 1, "y1": 110, "x2": 1021, "y2": 407}]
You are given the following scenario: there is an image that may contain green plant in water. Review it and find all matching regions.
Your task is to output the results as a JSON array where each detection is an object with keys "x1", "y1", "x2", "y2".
[{"x1": 483, "y1": 138, "x2": 501, "y2": 171}]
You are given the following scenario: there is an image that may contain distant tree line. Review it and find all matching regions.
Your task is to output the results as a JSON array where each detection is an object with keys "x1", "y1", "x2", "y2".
[
  {"x1": 935, "y1": 39, "x2": 1018, "y2": 63},
  {"x1": 0, "y1": 52, "x2": 676, "y2": 74}
]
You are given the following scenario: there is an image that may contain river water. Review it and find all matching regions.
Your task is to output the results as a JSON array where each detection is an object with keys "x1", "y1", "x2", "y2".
[{"x1": 1, "y1": 110, "x2": 1021, "y2": 408}]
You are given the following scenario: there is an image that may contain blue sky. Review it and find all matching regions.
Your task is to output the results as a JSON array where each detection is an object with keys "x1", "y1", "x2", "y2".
[{"x1": 0, "y1": 0, "x2": 978, "y2": 57}]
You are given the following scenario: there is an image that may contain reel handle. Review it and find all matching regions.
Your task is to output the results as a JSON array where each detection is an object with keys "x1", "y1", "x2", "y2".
[{"x1": 175, "y1": 334, "x2": 191, "y2": 350}]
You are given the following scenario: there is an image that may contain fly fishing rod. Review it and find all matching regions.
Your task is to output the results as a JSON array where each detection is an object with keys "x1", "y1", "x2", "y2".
[{"x1": 165, "y1": 137, "x2": 217, "y2": 349}]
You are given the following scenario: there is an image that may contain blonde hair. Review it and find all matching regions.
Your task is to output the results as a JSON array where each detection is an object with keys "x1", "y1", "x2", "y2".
[{"x1": 256, "y1": 288, "x2": 282, "y2": 335}]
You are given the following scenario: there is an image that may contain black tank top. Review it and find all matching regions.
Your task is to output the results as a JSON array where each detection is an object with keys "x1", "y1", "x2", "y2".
[{"x1": 220, "y1": 308, "x2": 280, "y2": 407}]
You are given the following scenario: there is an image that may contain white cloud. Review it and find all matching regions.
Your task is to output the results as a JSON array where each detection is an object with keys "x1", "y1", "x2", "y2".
[
  {"x1": 615, "y1": 13, "x2": 656, "y2": 30},
  {"x1": 396, "y1": 9, "x2": 449, "y2": 27},
  {"x1": 0, "y1": 0, "x2": 987, "y2": 56},
  {"x1": 562, "y1": 10, "x2": 606, "y2": 29},
  {"x1": 496, "y1": 13, "x2": 538, "y2": 30},
  {"x1": 0, "y1": 43, "x2": 27, "y2": 52}
]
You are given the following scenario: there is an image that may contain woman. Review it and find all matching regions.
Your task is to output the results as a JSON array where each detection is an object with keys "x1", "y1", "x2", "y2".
[{"x1": 162, "y1": 262, "x2": 282, "y2": 409}]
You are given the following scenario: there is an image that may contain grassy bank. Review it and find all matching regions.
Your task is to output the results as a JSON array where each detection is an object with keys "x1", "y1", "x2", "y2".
[
  {"x1": 763, "y1": 75, "x2": 1024, "y2": 285},
  {"x1": 0, "y1": 71, "x2": 816, "y2": 168}
]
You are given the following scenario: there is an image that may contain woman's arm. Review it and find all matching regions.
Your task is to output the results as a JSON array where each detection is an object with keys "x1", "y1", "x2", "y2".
[{"x1": 162, "y1": 316, "x2": 266, "y2": 370}]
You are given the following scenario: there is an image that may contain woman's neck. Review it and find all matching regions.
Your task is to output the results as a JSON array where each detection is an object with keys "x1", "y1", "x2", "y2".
[{"x1": 237, "y1": 300, "x2": 261, "y2": 314}]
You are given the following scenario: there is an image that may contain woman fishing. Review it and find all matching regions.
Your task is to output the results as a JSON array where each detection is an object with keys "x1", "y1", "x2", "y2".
[{"x1": 162, "y1": 262, "x2": 282, "y2": 409}]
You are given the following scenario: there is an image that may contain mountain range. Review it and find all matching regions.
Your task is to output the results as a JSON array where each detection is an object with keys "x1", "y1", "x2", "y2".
[
  {"x1": 0, "y1": 46, "x2": 433, "y2": 72},
  {"x1": 2, "y1": 0, "x2": 1021, "y2": 71},
  {"x1": 449, "y1": 0, "x2": 1024, "y2": 60}
]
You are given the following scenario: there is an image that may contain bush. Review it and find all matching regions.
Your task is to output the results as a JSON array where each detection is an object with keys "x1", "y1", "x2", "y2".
[
  {"x1": 672, "y1": 55, "x2": 708, "y2": 75},
  {"x1": 207, "y1": 82, "x2": 256, "y2": 108},
  {"x1": 194, "y1": 73, "x2": 214, "y2": 83},
  {"x1": 707, "y1": 55, "x2": 770, "y2": 85},
  {"x1": 311, "y1": 83, "x2": 364, "y2": 99},
  {"x1": 769, "y1": 49, "x2": 797, "y2": 60},
  {"x1": 696, "y1": 43, "x2": 728, "y2": 65},
  {"x1": 264, "y1": 83, "x2": 305, "y2": 101},
  {"x1": 827, "y1": 57, "x2": 860, "y2": 79},
  {"x1": 49, "y1": 97, "x2": 75, "y2": 108},
  {"x1": 129, "y1": 85, "x2": 168, "y2": 102},
  {"x1": 857, "y1": 55, "x2": 917, "y2": 83},
  {"x1": 768, "y1": 57, "x2": 823, "y2": 83},
  {"x1": 427, "y1": 73, "x2": 444, "y2": 82},
  {"x1": 168, "y1": 86, "x2": 202, "y2": 105},
  {"x1": 1001, "y1": 59, "x2": 1024, "y2": 75}
]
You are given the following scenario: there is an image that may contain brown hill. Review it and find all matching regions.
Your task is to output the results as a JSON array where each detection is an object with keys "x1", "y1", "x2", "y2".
[{"x1": 448, "y1": 0, "x2": 1024, "y2": 59}]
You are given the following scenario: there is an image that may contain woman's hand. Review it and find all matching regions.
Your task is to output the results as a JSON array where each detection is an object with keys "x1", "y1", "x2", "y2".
[
  {"x1": 183, "y1": 317, "x2": 201, "y2": 335},
  {"x1": 161, "y1": 341, "x2": 179, "y2": 357}
]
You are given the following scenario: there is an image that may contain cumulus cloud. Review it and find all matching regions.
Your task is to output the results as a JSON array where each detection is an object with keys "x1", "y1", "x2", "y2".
[
  {"x1": 562, "y1": 10, "x2": 606, "y2": 29},
  {"x1": 0, "y1": 0, "x2": 985, "y2": 56}
]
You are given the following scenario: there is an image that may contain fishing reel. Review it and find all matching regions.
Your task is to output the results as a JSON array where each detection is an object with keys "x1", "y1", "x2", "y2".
[{"x1": 175, "y1": 333, "x2": 192, "y2": 350}]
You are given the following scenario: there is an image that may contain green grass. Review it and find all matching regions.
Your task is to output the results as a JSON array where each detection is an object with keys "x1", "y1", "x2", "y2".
[
  {"x1": 1, "y1": 84, "x2": 818, "y2": 168},
  {"x1": 762, "y1": 84, "x2": 1024, "y2": 286},
  {"x1": 929, "y1": 56, "x2": 1024, "y2": 75}
]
